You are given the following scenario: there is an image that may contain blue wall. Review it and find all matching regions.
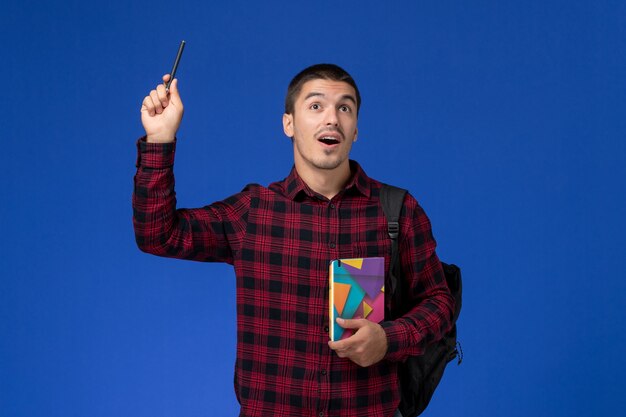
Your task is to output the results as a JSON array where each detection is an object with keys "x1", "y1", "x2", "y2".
[{"x1": 2, "y1": 1, "x2": 625, "y2": 416}]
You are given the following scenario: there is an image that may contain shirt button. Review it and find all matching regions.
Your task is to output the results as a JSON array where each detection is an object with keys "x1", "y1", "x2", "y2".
[
  {"x1": 324, "y1": 326, "x2": 329, "y2": 333},
  {"x1": 319, "y1": 413, "x2": 324, "y2": 417},
  {"x1": 321, "y1": 370, "x2": 327, "y2": 375},
  {"x1": 329, "y1": 242, "x2": 336, "y2": 249},
  {"x1": 330, "y1": 203, "x2": 336, "y2": 209}
]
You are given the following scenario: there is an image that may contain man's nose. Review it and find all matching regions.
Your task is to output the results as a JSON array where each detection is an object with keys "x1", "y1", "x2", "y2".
[{"x1": 325, "y1": 109, "x2": 339, "y2": 126}]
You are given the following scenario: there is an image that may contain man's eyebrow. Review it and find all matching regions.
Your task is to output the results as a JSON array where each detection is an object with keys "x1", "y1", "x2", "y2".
[
  {"x1": 340, "y1": 94, "x2": 357, "y2": 105},
  {"x1": 304, "y1": 92, "x2": 357, "y2": 105},
  {"x1": 304, "y1": 92, "x2": 324, "y2": 101}
]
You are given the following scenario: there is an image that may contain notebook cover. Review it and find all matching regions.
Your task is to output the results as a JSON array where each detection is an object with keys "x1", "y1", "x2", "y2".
[{"x1": 329, "y1": 257, "x2": 385, "y2": 341}]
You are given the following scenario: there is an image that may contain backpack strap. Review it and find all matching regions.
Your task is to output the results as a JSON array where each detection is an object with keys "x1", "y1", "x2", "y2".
[
  {"x1": 380, "y1": 184, "x2": 407, "y2": 312},
  {"x1": 381, "y1": 184, "x2": 463, "y2": 416}
]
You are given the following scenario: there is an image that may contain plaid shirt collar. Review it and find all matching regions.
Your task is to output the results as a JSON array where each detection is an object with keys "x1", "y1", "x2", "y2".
[{"x1": 280, "y1": 160, "x2": 372, "y2": 201}]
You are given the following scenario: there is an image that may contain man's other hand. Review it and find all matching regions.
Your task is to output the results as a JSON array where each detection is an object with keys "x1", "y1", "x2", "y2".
[{"x1": 328, "y1": 318, "x2": 388, "y2": 367}]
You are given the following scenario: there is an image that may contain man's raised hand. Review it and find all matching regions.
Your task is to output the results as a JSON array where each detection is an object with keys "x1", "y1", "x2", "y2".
[{"x1": 141, "y1": 74, "x2": 184, "y2": 143}]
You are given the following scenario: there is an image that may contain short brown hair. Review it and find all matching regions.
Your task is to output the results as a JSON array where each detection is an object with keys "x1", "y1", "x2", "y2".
[{"x1": 284, "y1": 63, "x2": 361, "y2": 115}]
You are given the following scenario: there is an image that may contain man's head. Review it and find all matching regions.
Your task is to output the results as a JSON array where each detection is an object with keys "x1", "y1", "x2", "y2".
[
  {"x1": 285, "y1": 64, "x2": 361, "y2": 116},
  {"x1": 282, "y1": 64, "x2": 360, "y2": 179}
]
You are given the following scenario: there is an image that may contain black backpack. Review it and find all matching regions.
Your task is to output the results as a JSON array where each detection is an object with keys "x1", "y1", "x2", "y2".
[{"x1": 380, "y1": 184, "x2": 462, "y2": 417}]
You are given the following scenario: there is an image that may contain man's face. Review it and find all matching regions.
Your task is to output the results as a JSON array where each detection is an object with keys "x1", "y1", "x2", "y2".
[{"x1": 283, "y1": 79, "x2": 358, "y2": 173}]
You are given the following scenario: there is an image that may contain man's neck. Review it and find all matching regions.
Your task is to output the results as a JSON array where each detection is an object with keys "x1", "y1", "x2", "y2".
[{"x1": 295, "y1": 160, "x2": 352, "y2": 200}]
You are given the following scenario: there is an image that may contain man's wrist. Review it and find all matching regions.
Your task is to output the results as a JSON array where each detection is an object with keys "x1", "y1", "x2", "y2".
[{"x1": 146, "y1": 133, "x2": 176, "y2": 143}]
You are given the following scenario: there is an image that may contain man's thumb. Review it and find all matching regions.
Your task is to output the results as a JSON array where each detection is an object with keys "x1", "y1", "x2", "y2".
[
  {"x1": 168, "y1": 79, "x2": 182, "y2": 105},
  {"x1": 336, "y1": 318, "x2": 364, "y2": 329}
]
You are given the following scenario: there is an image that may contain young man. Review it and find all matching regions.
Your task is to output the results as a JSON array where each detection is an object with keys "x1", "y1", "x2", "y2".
[{"x1": 134, "y1": 64, "x2": 454, "y2": 417}]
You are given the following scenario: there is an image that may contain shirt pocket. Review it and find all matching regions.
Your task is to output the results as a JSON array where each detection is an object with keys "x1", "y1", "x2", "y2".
[
  {"x1": 341, "y1": 237, "x2": 391, "y2": 274},
  {"x1": 348, "y1": 230, "x2": 391, "y2": 259}
]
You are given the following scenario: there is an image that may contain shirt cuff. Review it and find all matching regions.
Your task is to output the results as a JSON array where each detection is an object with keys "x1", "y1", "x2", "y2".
[
  {"x1": 135, "y1": 136, "x2": 176, "y2": 168},
  {"x1": 381, "y1": 319, "x2": 421, "y2": 362}
]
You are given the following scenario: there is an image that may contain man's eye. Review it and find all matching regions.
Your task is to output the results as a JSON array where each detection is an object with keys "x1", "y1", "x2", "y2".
[
  {"x1": 339, "y1": 105, "x2": 351, "y2": 112},
  {"x1": 310, "y1": 103, "x2": 320, "y2": 110}
]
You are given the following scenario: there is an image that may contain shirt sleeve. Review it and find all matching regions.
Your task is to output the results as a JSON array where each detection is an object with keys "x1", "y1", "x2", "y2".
[
  {"x1": 132, "y1": 138, "x2": 250, "y2": 264},
  {"x1": 380, "y1": 194, "x2": 455, "y2": 362}
]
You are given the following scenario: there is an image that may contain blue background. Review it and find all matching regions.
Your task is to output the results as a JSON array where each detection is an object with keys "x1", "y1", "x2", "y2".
[{"x1": 2, "y1": 1, "x2": 625, "y2": 416}]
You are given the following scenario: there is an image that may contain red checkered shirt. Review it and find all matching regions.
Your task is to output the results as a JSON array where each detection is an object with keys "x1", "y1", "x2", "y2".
[{"x1": 133, "y1": 139, "x2": 454, "y2": 417}]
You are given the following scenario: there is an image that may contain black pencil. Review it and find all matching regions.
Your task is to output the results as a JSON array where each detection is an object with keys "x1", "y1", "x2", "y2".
[{"x1": 166, "y1": 40, "x2": 186, "y2": 93}]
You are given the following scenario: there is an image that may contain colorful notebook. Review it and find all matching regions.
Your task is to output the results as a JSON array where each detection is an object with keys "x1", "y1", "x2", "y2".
[{"x1": 329, "y1": 257, "x2": 385, "y2": 341}]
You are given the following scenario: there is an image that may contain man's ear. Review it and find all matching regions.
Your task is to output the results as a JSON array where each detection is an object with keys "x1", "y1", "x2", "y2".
[
  {"x1": 283, "y1": 113, "x2": 294, "y2": 138},
  {"x1": 353, "y1": 127, "x2": 358, "y2": 142}
]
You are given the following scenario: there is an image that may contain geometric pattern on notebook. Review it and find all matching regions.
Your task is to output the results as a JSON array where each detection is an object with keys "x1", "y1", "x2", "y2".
[{"x1": 331, "y1": 257, "x2": 385, "y2": 340}]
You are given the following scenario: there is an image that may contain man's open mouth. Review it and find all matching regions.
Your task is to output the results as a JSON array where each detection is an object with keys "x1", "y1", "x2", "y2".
[{"x1": 319, "y1": 137, "x2": 340, "y2": 145}]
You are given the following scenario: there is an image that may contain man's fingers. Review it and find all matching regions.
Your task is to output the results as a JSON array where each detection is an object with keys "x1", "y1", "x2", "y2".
[
  {"x1": 149, "y1": 90, "x2": 163, "y2": 114},
  {"x1": 328, "y1": 339, "x2": 342, "y2": 351},
  {"x1": 162, "y1": 73, "x2": 171, "y2": 84},
  {"x1": 328, "y1": 337, "x2": 357, "y2": 352},
  {"x1": 327, "y1": 319, "x2": 366, "y2": 351},
  {"x1": 156, "y1": 84, "x2": 169, "y2": 107},
  {"x1": 335, "y1": 350, "x2": 349, "y2": 359},
  {"x1": 328, "y1": 339, "x2": 349, "y2": 354},
  {"x1": 329, "y1": 339, "x2": 365, "y2": 358},
  {"x1": 142, "y1": 95, "x2": 156, "y2": 116}
]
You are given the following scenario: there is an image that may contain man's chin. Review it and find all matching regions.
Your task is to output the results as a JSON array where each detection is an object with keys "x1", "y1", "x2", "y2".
[{"x1": 312, "y1": 157, "x2": 347, "y2": 171}]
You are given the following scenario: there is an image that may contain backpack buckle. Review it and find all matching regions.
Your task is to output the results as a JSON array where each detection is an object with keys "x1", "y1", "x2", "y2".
[{"x1": 388, "y1": 221, "x2": 399, "y2": 239}]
